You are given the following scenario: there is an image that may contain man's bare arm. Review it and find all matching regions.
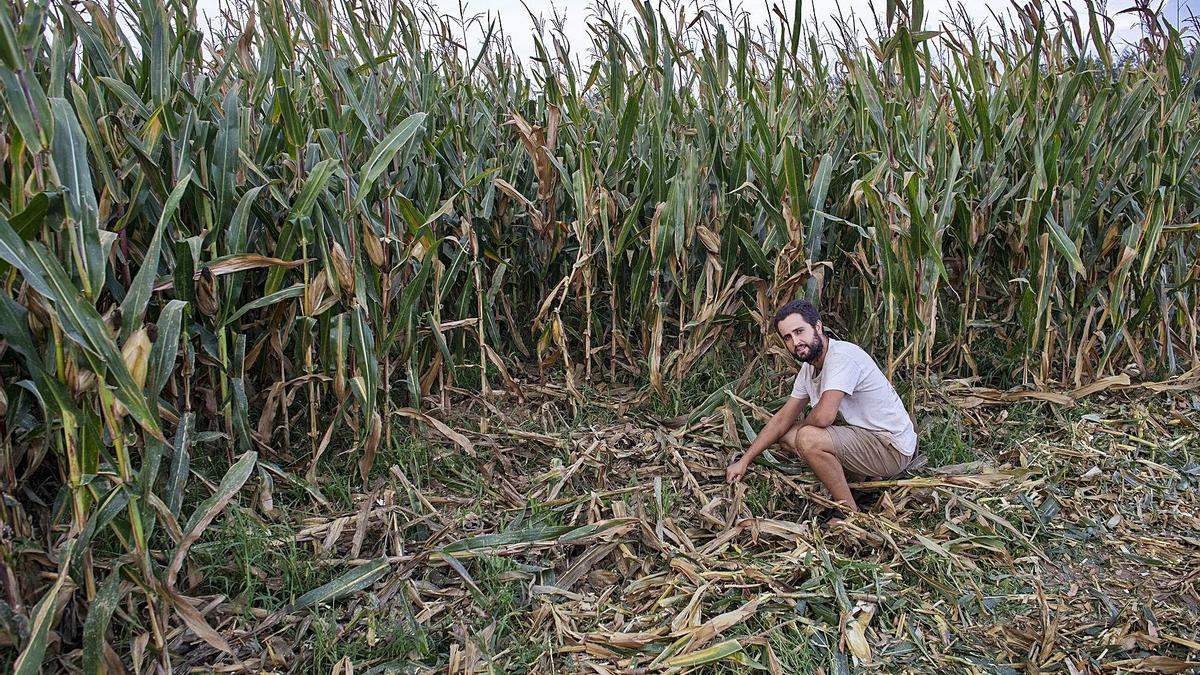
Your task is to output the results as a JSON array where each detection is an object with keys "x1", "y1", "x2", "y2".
[
  {"x1": 801, "y1": 389, "x2": 845, "y2": 428},
  {"x1": 726, "y1": 396, "x2": 808, "y2": 482},
  {"x1": 740, "y1": 395, "x2": 809, "y2": 464}
]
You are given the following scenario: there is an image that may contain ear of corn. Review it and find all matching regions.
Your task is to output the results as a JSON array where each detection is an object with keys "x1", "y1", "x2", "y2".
[{"x1": 0, "y1": 0, "x2": 1196, "y2": 670}]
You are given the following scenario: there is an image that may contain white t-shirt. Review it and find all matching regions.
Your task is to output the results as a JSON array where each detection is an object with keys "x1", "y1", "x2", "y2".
[{"x1": 790, "y1": 339, "x2": 918, "y2": 456}]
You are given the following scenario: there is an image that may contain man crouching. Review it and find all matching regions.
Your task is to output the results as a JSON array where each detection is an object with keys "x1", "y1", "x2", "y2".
[{"x1": 726, "y1": 300, "x2": 918, "y2": 515}]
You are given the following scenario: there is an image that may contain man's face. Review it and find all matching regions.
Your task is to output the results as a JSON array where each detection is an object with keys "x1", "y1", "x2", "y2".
[{"x1": 777, "y1": 313, "x2": 824, "y2": 363}]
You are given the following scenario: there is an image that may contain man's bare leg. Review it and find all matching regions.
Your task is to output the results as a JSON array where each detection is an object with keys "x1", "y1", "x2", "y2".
[{"x1": 781, "y1": 425, "x2": 858, "y2": 512}]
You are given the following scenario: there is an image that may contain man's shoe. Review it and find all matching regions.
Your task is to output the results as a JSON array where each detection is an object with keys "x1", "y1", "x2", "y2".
[{"x1": 850, "y1": 488, "x2": 881, "y2": 512}]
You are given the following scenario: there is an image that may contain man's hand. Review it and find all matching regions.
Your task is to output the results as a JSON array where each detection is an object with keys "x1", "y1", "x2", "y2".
[{"x1": 726, "y1": 457, "x2": 750, "y2": 483}]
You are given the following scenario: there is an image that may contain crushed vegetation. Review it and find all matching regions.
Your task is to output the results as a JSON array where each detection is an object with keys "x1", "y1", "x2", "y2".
[{"x1": 61, "y1": 368, "x2": 1199, "y2": 674}]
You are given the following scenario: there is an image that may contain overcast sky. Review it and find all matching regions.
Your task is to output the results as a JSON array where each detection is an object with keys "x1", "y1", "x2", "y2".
[
  {"x1": 415, "y1": 0, "x2": 1196, "y2": 61},
  {"x1": 192, "y1": 0, "x2": 1198, "y2": 62}
]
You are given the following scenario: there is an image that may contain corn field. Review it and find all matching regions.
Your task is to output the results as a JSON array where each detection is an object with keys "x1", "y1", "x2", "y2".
[{"x1": 0, "y1": 0, "x2": 1198, "y2": 671}]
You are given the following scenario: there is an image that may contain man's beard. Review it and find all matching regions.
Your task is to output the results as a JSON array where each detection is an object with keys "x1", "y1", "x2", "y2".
[{"x1": 794, "y1": 334, "x2": 824, "y2": 363}]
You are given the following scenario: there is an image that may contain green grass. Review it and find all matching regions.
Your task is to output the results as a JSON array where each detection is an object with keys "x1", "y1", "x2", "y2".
[
  {"x1": 144, "y1": 422, "x2": 462, "y2": 671},
  {"x1": 569, "y1": 383, "x2": 620, "y2": 428},
  {"x1": 308, "y1": 603, "x2": 441, "y2": 673},
  {"x1": 692, "y1": 613, "x2": 829, "y2": 673},
  {"x1": 189, "y1": 506, "x2": 335, "y2": 614},
  {"x1": 743, "y1": 478, "x2": 779, "y2": 515},
  {"x1": 459, "y1": 555, "x2": 545, "y2": 670},
  {"x1": 374, "y1": 430, "x2": 429, "y2": 484},
  {"x1": 648, "y1": 343, "x2": 752, "y2": 418},
  {"x1": 919, "y1": 404, "x2": 978, "y2": 467},
  {"x1": 966, "y1": 328, "x2": 1025, "y2": 390}
]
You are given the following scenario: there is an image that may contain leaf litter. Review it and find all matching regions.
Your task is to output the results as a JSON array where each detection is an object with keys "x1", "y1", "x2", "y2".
[{"x1": 77, "y1": 375, "x2": 1200, "y2": 673}]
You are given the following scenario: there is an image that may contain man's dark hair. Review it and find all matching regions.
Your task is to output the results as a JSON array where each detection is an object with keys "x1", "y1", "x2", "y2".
[{"x1": 773, "y1": 299, "x2": 821, "y2": 329}]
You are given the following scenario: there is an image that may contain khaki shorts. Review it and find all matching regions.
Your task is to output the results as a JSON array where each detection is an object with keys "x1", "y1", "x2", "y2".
[{"x1": 825, "y1": 425, "x2": 913, "y2": 479}]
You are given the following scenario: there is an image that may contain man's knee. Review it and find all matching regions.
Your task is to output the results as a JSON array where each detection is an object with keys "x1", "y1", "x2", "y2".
[
  {"x1": 777, "y1": 425, "x2": 806, "y2": 451},
  {"x1": 779, "y1": 425, "x2": 799, "y2": 453},
  {"x1": 791, "y1": 425, "x2": 831, "y2": 459}
]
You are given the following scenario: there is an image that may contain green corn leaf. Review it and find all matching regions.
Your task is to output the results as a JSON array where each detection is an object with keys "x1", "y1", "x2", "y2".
[
  {"x1": 0, "y1": 290, "x2": 49, "y2": 379},
  {"x1": 439, "y1": 520, "x2": 634, "y2": 555},
  {"x1": 213, "y1": 88, "x2": 240, "y2": 223},
  {"x1": 226, "y1": 185, "x2": 265, "y2": 257},
  {"x1": 221, "y1": 283, "x2": 305, "y2": 327},
  {"x1": 0, "y1": 217, "x2": 161, "y2": 438},
  {"x1": 0, "y1": 294, "x2": 88, "y2": 437},
  {"x1": 1045, "y1": 213, "x2": 1085, "y2": 276},
  {"x1": 120, "y1": 173, "x2": 191, "y2": 340},
  {"x1": 0, "y1": 67, "x2": 47, "y2": 154},
  {"x1": 291, "y1": 557, "x2": 390, "y2": 611},
  {"x1": 59, "y1": 2, "x2": 116, "y2": 80},
  {"x1": 351, "y1": 305, "x2": 378, "y2": 413},
  {"x1": 165, "y1": 412, "x2": 194, "y2": 515},
  {"x1": 558, "y1": 518, "x2": 636, "y2": 544},
  {"x1": 149, "y1": 300, "x2": 187, "y2": 398},
  {"x1": 442, "y1": 525, "x2": 578, "y2": 554},
  {"x1": 331, "y1": 57, "x2": 378, "y2": 138},
  {"x1": 50, "y1": 97, "x2": 104, "y2": 298},
  {"x1": 172, "y1": 237, "x2": 196, "y2": 305},
  {"x1": 425, "y1": 312, "x2": 453, "y2": 364},
  {"x1": 351, "y1": 112, "x2": 427, "y2": 209},
  {"x1": 68, "y1": 83, "x2": 122, "y2": 203},
  {"x1": 74, "y1": 486, "x2": 130, "y2": 566},
  {"x1": 81, "y1": 565, "x2": 123, "y2": 675},
  {"x1": 438, "y1": 551, "x2": 482, "y2": 595},
  {"x1": 806, "y1": 153, "x2": 834, "y2": 264},
  {"x1": 96, "y1": 76, "x2": 151, "y2": 119},
  {"x1": 735, "y1": 227, "x2": 771, "y2": 272},
  {"x1": 0, "y1": 7, "x2": 20, "y2": 69},
  {"x1": 13, "y1": 540, "x2": 76, "y2": 675},
  {"x1": 289, "y1": 158, "x2": 338, "y2": 224},
  {"x1": 664, "y1": 639, "x2": 743, "y2": 667},
  {"x1": 263, "y1": 160, "x2": 336, "y2": 294},
  {"x1": 148, "y1": 4, "x2": 168, "y2": 105},
  {"x1": 167, "y1": 450, "x2": 257, "y2": 588}
]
